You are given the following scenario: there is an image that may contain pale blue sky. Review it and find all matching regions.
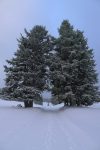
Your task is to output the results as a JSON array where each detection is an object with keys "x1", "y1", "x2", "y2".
[{"x1": 0, "y1": 0, "x2": 100, "y2": 87}]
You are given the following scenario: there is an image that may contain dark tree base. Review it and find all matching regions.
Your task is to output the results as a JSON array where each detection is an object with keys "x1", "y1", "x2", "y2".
[{"x1": 24, "y1": 101, "x2": 33, "y2": 108}]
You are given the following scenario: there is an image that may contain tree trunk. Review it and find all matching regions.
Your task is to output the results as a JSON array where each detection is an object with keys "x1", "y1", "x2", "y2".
[
  {"x1": 24, "y1": 101, "x2": 33, "y2": 108},
  {"x1": 64, "y1": 101, "x2": 67, "y2": 106},
  {"x1": 76, "y1": 100, "x2": 81, "y2": 106},
  {"x1": 70, "y1": 100, "x2": 72, "y2": 106}
]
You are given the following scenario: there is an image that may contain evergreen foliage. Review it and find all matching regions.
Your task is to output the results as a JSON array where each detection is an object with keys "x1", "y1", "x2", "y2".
[
  {"x1": 1, "y1": 20, "x2": 99, "y2": 107},
  {"x1": 50, "y1": 20, "x2": 99, "y2": 106},
  {"x1": 2, "y1": 25, "x2": 51, "y2": 107}
]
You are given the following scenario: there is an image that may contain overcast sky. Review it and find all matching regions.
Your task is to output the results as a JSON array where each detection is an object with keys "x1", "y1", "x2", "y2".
[{"x1": 0, "y1": 0, "x2": 100, "y2": 87}]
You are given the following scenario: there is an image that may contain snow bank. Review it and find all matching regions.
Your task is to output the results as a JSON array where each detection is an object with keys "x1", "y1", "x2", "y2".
[
  {"x1": 0, "y1": 99, "x2": 64, "y2": 110},
  {"x1": 88, "y1": 102, "x2": 100, "y2": 109}
]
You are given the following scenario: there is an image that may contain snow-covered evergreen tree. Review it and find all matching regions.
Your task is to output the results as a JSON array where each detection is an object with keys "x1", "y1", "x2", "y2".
[
  {"x1": 2, "y1": 25, "x2": 51, "y2": 107},
  {"x1": 51, "y1": 20, "x2": 99, "y2": 106},
  {"x1": 50, "y1": 20, "x2": 76, "y2": 105},
  {"x1": 1, "y1": 20, "x2": 99, "y2": 107},
  {"x1": 72, "y1": 30, "x2": 99, "y2": 106}
]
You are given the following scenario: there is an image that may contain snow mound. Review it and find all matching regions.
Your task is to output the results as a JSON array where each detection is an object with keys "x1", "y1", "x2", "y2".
[
  {"x1": 34, "y1": 102, "x2": 64, "y2": 111},
  {"x1": 88, "y1": 102, "x2": 100, "y2": 109},
  {"x1": 0, "y1": 99, "x2": 64, "y2": 110}
]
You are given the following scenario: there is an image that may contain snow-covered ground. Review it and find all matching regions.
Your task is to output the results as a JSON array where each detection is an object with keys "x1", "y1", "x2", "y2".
[{"x1": 0, "y1": 99, "x2": 100, "y2": 150}]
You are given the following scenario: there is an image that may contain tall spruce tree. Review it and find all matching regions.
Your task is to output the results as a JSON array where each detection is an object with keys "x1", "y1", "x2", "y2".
[
  {"x1": 50, "y1": 20, "x2": 76, "y2": 105},
  {"x1": 2, "y1": 25, "x2": 51, "y2": 107},
  {"x1": 72, "y1": 30, "x2": 99, "y2": 106},
  {"x1": 51, "y1": 20, "x2": 99, "y2": 106}
]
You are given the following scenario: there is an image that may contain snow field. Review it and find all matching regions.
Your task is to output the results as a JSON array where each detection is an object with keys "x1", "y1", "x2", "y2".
[{"x1": 0, "y1": 100, "x2": 100, "y2": 150}]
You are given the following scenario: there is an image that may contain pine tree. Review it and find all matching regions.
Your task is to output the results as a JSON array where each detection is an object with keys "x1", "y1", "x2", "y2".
[
  {"x1": 72, "y1": 30, "x2": 99, "y2": 106},
  {"x1": 50, "y1": 20, "x2": 76, "y2": 105},
  {"x1": 51, "y1": 20, "x2": 99, "y2": 106},
  {"x1": 2, "y1": 25, "x2": 51, "y2": 107}
]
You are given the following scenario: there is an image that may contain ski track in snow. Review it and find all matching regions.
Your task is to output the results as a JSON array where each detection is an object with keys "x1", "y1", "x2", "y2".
[{"x1": 0, "y1": 101, "x2": 100, "y2": 150}]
